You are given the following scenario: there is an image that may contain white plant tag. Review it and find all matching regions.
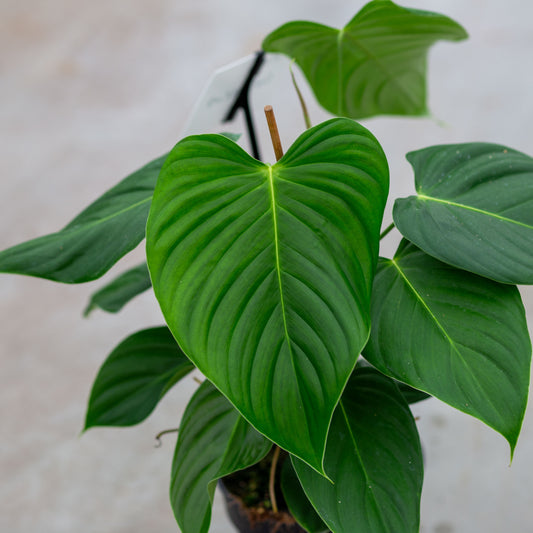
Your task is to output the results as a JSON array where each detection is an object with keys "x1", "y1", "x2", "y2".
[{"x1": 182, "y1": 52, "x2": 293, "y2": 160}]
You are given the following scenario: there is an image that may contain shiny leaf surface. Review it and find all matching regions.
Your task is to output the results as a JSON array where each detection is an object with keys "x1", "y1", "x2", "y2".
[
  {"x1": 293, "y1": 367, "x2": 423, "y2": 533},
  {"x1": 363, "y1": 241, "x2": 531, "y2": 453},
  {"x1": 170, "y1": 381, "x2": 271, "y2": 533},
  {"x1": 146, "y1": 120, "x2": 388, "y2": 472},
  {"x1": 84, "y1": 327, "x2": 193, "y2": 429},
  {"x1": 0, "y1": 155, "x2": 166, "y2": 283},
  {"x1": 394, "y1": 143, "x2": 533, "y2": 284}
]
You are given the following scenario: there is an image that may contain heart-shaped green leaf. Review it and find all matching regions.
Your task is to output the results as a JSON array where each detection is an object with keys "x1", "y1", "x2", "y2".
[
  {"x1": 262, "y1": 0, "x2": 467, "y2": 119},
  {"x1": 394, "y1": 143, "x2": 533, "y2": 284},
  {"x1": 84, "y1": 327, "x2": 193, "y2": 430},
  {"x1": 0, "y1": 155, "x2": 166, "y2": 283},
  {"x1": 146, "y1": 119, "x2": 389, "y2": 473},
  {"x1": 363, "y1": 241, "x2": 531, "y2": 453},
  {"x1": 293, "y1": 366, "x2": 423, "y2": 533},
  {"x1": 84, "y1": 263, "x2": 152, "y2": 316},
  {"x1": 171, "y1": 380, "x2": 271, "y2": 533}
]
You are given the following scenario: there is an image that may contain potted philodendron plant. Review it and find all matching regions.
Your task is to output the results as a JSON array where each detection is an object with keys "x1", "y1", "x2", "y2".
[{"x1": 2, "y1": 1, "x2": 532, "y2": 532}]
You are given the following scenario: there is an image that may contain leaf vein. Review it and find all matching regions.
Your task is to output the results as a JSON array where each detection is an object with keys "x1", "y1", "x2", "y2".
[{"x1": 417, "y1": 194, "x2": 533, "y2": 230}]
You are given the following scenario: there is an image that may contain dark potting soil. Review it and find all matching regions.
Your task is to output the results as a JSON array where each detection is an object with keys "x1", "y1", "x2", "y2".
[{"x1": 221, "y1": 449, "x2": 306, "y2": 532}]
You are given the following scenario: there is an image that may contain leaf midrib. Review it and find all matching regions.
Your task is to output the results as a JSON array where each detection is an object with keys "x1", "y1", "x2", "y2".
[
  {"x1": 336, "y1": 29, "x2": 344, "y2": 115},
  {"x1": 339, "y1": 401, "x2": 388, "y2": 531},
  {"x1": 388, "y1": 257, "x2": 505, "y2": 423},
  {"x1": 340, "y1": 28, "x2": 420, "y2": 113},
  {"x1": 390, "y1": 258, "x2": 464, "y2": 360},
  {"x1": 268, "y1": 167, "x2": 317, "y2": 460},
  {"x1": 417, "y1": 194, "x2": 533, "y2": 230},
  {"x1": 65, "y1": 196, "x2": 152, "y2": 232},
  {"x1": 268, "y1": 167, "x2": 295, "y2": 362}
]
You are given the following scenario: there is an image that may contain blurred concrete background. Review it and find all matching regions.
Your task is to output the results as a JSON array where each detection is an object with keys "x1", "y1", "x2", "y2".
[{"x1": 1, "y1": 1, "x2": 532, "y2": 532}]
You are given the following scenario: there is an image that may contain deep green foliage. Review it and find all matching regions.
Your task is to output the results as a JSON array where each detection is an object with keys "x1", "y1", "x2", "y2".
[
  {"x1": 394, "y1": 143, "x2": 533, "y2": 284},
  {"x1": 84, "y1": 263, "x2": 151, "y2": 316},
  {"x1": 262, "y1": 0, "x2": 467, "y2": 118},
  {"x1": 1, "y1": 2, "x2": 530, "y2": 533},
  {"x1": 146, "y1": 120, "x2": 389, "y2": 473},
  {"x1": 84, "y1": 327, "x2": 194, "y2": 429},
  {"x1": 0, "y1": 155, "x2": 166, "y2": 283}
]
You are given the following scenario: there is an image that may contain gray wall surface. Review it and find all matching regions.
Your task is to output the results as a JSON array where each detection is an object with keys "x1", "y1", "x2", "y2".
[{"x1": 1, "y1": 1, "x2": 532, "y2": 532}]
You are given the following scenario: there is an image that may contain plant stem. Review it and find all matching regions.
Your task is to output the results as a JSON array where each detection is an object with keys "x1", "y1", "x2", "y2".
[
  {"x1": 154, "y1": 427, "x2": 179, "y2": 448},
  {"x1": 290, "y1": 61, "x2": 312, "y2": 130},
  {"x1": 264, "y1": 106, "x2": 284, "y2": 161},
  {"x1": 263, "y1": 108, "x2": 282, "y2": 515},
  {"x1": 380, "y1": 222, "x2": 395, "y2": 240},
  {"x1": 269, "y1": 446, "x2": 281, "y2": 514}
]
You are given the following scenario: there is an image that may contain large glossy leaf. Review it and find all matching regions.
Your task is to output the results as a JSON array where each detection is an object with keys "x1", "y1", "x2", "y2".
[
  {"x1": 84, "y1": 262, "x2": 152, "y2": 316},
  {"x1": 394, "y1": 143, "x2": 533, "y2": 284},
  {"x1": 262, "y1": 0, "x2": 467, "y2": 119},
  {"x1": 293, "y1": 367, "x2": 423, "y2": 533},
  {"x1": 363, "y1": 241, "x2": 531, "y2": 453},
  {"x1": 0, "y1": 155, "x2": 166, "y2": 283},
  {"x1": 84, "y1": 327, "x2": 194, "y2": 429},
  {"x1": 171, "y1": 380, "x2": 271, "y2": 533},
  {"x1": 146, "y1": 119, "x2": 389, "y2": 473}
]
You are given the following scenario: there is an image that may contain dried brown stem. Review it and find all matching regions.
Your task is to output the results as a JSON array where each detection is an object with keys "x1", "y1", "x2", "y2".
[{"x1": 264, "y1": 105, "x2": 284, "y2": 161}]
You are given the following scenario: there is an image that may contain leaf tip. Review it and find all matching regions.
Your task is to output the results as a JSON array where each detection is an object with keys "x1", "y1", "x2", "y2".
[
  {"x1": 82, "y1": 415, "x2": 94, "y2": 434},
  {"x1": 507, "y1": 432, "x2": 520, "y2": 465}
]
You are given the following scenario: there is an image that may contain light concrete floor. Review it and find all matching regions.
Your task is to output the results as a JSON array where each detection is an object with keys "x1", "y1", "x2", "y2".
[{"x1": 1, "y1": 1, "x2": 533, "y2": 532}]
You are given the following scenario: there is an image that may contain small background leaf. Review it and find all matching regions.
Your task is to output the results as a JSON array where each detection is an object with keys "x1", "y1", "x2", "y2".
[
  {"x1": 281, "y1": 459, "x2": 329, "y2": 533},
  {"x1": 394, "y1": 143, "x2": 533, "y2": 284},
  {"x1": 358, "y1": 358, "x2": 430, "y2": 404},
  {"x1": 293, "y1": 367, "x2": 423, "y2": 533},
  {"x1": 84, "y1": 326, "x2": 193, "y2": 429},
  {"x1": 84, "y1": 262, "x2": 152, "y2": 316},
  {"x1": 363, "y1": 241, "x2": 531, "y2": 453},
  {"x1": 0, "y1": 155, "x2": 166, "y2": 283},
  {"x1": 397, "y1": 381, "x2": 431, "y2": 405},
  {"x1": 170, "y1": 380, "x2": 271, "y2": 533},
  {"x1": 262, "y1": 0, "x2": 467, "y2": 119}
]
